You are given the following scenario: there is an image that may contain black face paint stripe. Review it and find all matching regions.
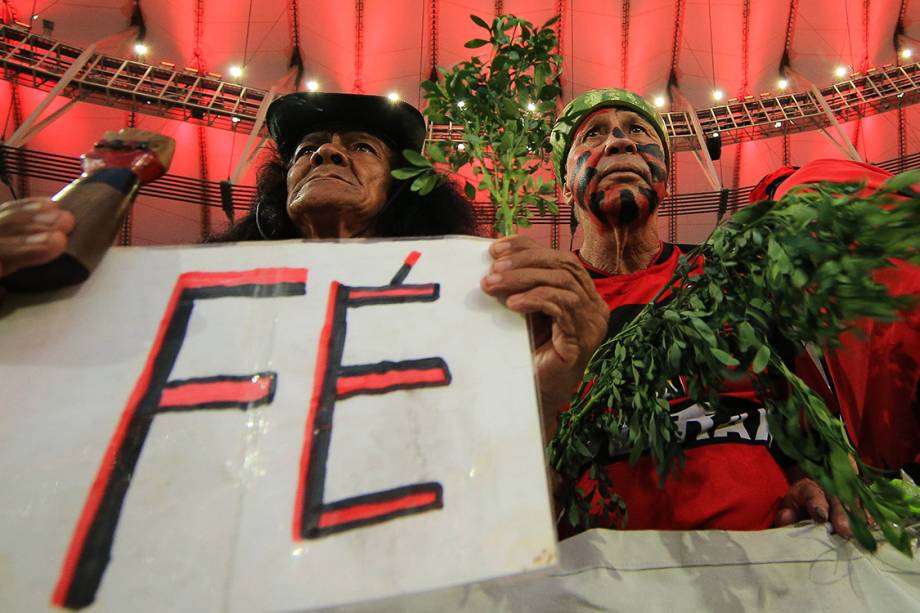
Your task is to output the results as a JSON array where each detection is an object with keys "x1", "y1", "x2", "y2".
[
  {"x1": 638, "y1": 186, "x2": 660, "y2": 214},
  {"x1": 647, "y1": 159, "x2": 667, "y2": 182},
  {"x1": 618, "y1": 189, "x2": 639, "y2": 225},
  {"x1": 589, "y1": 190, "x2": 605, "y2": 220},
  {"x1": 637, "y1": 143, "x2": 664, "y2": 160},
  {"x1": 573, "y1": 151, "x2": 595, "y2": 209},
  {"x1": 612, "y1": 127, "x2": 626, "y2": 139}
]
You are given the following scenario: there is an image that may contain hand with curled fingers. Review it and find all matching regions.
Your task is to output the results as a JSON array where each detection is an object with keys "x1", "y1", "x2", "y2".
[
  {"x1": 774, "y1": 468, "x2": 852, "y2": 539},
  {"x1": 481, "y1": 235, "x2": 609, "y2": 440},
  {"x1": 0, "y1": 197, "x2": 75, "y2": 280}
]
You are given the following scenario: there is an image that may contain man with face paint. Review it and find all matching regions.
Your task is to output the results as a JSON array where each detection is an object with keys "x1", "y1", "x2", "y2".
[{"x1": 541, "y1": 88, "x2": 851, "y2": 536}]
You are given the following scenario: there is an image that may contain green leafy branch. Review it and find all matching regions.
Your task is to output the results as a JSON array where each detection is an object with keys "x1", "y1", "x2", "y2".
[
  {"x1": 549, "y1": 172, "x2": 920, "y2": 555},
  {"x1": 394, "y1": 13, "x2": 563, "y2": 236}
]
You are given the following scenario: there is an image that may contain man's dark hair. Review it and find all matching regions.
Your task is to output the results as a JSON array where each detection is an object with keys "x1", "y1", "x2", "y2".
[{"x1": 210, "y1": 148, "x2": 477, "y2": 242}]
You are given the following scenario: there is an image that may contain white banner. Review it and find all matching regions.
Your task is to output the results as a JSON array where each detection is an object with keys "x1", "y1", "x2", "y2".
[{"x1": 0, "y1": 237, "x2": 557, "y2": 612}]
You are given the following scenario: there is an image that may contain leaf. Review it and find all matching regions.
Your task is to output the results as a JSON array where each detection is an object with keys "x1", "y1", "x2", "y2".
[
  {"x1": 689, "y1": 318, "x2": 715, "y2": 344},
  {"x1": 667, "y1": 344, "x2": 681, "y2": 370},
  {"x1": 752, "y1": 344, "x2": 771, "y2": 373},
  {"x1": 567, "y1": 503, "x2": 581, "y2": 528},
  {"x1": 390, "y1": 166, "x2": 426, "y2": 180},
  {"x1": 880, "y1": 170, "x2": 920, "y2": 195},
  {"x1": 707, "y1": 282, "x2": 722, "y2": 303},
  {"x1": 464, "y1": 38, "x2": 489, "y2": 48},
  {"x1": 464, "y1": 182, "x2": 477, "y2": 200},
  {"x1": 401, "y1": 149, "x2": 432, "y2": 168},
  {"x1": 539, "y1": 84, "x2": 561, "y2": 101},
  {"x1": 500, "y1": 98, "x2": 519, "y2": 119},
  {"x1": 426, "y1": 143, "x2": 447, "y2": 164},
  {"x1": 737, "y1": 321, "x2": 757, "y2": 350},
  {"x1": 848, "y1": 511, "x2": 878, "y2": 552},
  {"x1": 410, "y1": 173, "x2": 440, "y2": 194},
  {"x1": 419, "y1": 173, "x2": 441, "y2": 195},
  {"x1": 710, "y1": 348, "x2": 740, "y2": 367},
  {"x1": 470, "y1": 14, "x2": 490, "y2": 30}
]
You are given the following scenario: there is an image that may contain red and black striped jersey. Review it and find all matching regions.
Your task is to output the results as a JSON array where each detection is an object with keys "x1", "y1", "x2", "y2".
[{"x1": 570, "y1": 241, "x2": 788, "y2": 532}]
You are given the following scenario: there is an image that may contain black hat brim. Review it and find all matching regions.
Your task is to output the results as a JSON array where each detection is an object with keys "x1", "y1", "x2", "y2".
[{"x1": 266, "y1": 92, "x2": 427, "y2": 163}]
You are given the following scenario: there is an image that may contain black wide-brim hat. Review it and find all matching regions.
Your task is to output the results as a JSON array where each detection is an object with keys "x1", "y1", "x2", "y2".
[{"x1": 266, "y1": 92, "x2": 427, "y2": 163}]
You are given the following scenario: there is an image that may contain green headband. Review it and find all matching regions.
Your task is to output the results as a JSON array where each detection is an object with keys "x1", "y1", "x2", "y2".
[{"x1": 550, "y1": 88, "x2": 671, "y2": 186}]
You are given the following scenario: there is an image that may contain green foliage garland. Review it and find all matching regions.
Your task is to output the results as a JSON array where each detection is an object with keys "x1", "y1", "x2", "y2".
[
  {"x1": 549, "y1": 173, "x2": 920, "y2": 555},
  {"x1": 394, "y1": 13, "x2": 563, "y2": 236}
]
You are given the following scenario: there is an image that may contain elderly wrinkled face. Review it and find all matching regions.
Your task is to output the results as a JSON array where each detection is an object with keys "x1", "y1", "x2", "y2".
[
  {"x1": 285, "y1": 130, "x2": 394, "y2": 238},
  {"x1": 563, "y1": 107, "x2": 668, "y2": 230}
]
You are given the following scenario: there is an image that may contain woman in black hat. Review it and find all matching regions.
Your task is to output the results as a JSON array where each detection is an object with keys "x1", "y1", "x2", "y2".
[
  {"x1": 213, "y1": 92, "x2": 476, "y2": 242},
  {"x1": 0, "y1": 93, "x2": 474, "y2": 279}
]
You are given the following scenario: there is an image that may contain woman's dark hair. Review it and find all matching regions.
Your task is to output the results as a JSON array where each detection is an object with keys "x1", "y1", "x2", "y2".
[{"x1": 210, "y1": 147, "x2": 477, "y2": 242}]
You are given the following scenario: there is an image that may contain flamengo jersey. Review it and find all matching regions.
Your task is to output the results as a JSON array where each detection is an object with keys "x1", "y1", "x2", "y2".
[{"x1": 571, "y1": 242, "x2": 788, "y2": 532}]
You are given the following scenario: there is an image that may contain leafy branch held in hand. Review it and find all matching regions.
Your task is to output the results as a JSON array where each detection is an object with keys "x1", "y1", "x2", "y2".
[
  {"x1": 549, "y1": 172, "x2": 920, "y2": 555},
  {"x1": 394, "y1": 13, "x2": 563, "y2": 236}
]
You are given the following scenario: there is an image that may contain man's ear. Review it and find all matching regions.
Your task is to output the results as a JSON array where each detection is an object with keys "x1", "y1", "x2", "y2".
[
  {"x1": 562, "y1": 183, "x2": 574, "y2": 206},
  {"x1": 657, "y1": 172, "x2": 670, "y2": 199}
]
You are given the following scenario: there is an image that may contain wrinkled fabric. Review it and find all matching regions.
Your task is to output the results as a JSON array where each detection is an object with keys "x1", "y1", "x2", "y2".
[{"x1": 335, "y1": 525, "x2": 920, "y2": 613}]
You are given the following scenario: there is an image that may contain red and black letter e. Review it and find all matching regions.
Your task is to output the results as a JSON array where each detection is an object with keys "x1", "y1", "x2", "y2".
[{"x1": 293, "y1": 251, "x2": 450, "y2": 538}]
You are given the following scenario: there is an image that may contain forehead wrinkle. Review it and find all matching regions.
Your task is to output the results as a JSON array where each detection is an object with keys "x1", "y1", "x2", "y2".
[
  {"x1": 574, "y1": 107, "x2": 656, "y2": 143},
  {"x1": 294, "y1": 130, "x2": 393, "y2": 166},
  {"x1": 297, "y1": 130, "x2": 332, "y2": 146},
  {"x1": 299, "y1": 130, "x2": 384, "y2": 144}
]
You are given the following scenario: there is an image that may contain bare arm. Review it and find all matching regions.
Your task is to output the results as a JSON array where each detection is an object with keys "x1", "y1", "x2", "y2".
[{"x1": 480, "y1": 235, "x2": 609, "y2": 440}]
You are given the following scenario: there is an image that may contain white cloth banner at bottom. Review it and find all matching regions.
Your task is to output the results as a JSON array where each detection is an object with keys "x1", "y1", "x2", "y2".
[
  {"x1": 0, "y1": 237, "x2": 557, "y2": 612},
  {"x1": 338, "y1": 524, "x2": 920, "y2": 613}
]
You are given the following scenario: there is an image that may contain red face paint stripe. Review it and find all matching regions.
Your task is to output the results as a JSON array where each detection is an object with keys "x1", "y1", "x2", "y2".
[
  {"x1": 336, "y1": 367, "x2": 448, "y2": 397},
  {"x1": 178, "y1": 268, "x2": 307, "y2": 289},
  {"x1": 404, "y1": 250, "x2": 421, "y2": 267},
  {"x1": 293, "y1": 281, "x2": 340, "y2": 540},
  {"x1": 51, "y1": 276, "x2": 187, "y2": 607},
  {"x1": 350, "y1": 287, "x2": 436, "y2": 300},
  {"x1": 159, "y1": 377, "x2": 274, "y2": 408},
  {"x1": 318, "y1": 490, "x2": 439, "y2": 529}
]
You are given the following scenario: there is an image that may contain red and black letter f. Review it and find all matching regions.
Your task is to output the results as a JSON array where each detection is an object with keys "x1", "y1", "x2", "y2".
[{"x1": 52, "y1": 269, "x2": 307, "y2": 610}]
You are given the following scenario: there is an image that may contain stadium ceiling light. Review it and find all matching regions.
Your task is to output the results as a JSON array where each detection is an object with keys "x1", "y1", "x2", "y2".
[
  {"x1": 834, "y1": 65, "x2": 849, "y2": 78},
  {"x1": 306, "y1": 80, "x2": 319, "y2": 92},
  {"x1": 133, "y1": 42, "x2": 148, "y2": 55},
  {"x1": 387, "y1": 91, "x2": 400, "y2": 102},
  {"x1": 229, "y1": 65, "x2": 243, "y2": 78},
  {"x1": 774, "y1": 121, "x2": 783, "y2": 128},
  {"x1": 902, "y1": 48, "x2": 913, "y2": 60},
  {"x1": 653, "y1": 95, "x2": 666, "y2": 108},
  {"x1": 777, "y1": 78, "x2": 789, "y2": 90},
  {"x1": 712, "y1": 89, "x2": 724, "y2": 101}
]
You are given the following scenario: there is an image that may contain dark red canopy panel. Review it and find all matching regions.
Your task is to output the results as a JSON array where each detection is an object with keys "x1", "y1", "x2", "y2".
[{"x1": 1, "y1": 0, "x2": 918, "y2": 246}]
